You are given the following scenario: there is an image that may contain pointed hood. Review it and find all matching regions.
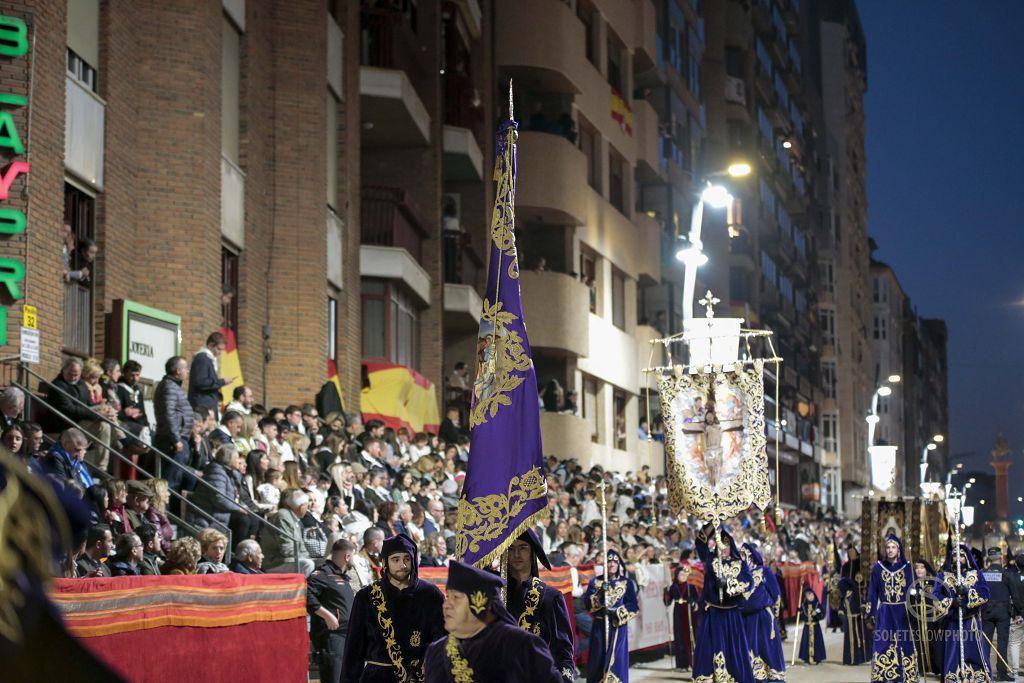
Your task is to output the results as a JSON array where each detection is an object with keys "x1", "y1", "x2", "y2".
[
  {"x1": 942, "y1": 543, "x2": 980, "y2": 573},
  {"x1": 605, "y1": 548, "x2": 626, "y2": 580},
  {"x1": 447, "y1": 560, "x2": 516, "y2": 625},
  {"x1": 742, "y1": 542, "x2": 766, "y2": 568},
  {"x1": 381, "y1": 533, "x2": 419, "y2": 583},
  {"x1": 517, "y1": 529, "x2": 551, "y2": 578},
  {"x1": 719, "y1": 527, "x2": 742, "y2": 560}
]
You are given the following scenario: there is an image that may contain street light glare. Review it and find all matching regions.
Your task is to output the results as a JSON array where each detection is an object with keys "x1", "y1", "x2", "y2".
[
  {"x1": 865, "y1": 414, "x2": 880, "y2": 425},
  {"x1": 969, "y1": 477, "x2": 976, "y2": 483},
  {"x1": 726, "y1": 162, "x2": 752, "y2": 178},
  {"x1": 701, "y1": 185, "x2": 734, "y2": 209},
  {"x1": 877, "y1": 386, "x2": 892, "y2": 397},
  {"x1": 675, "y1": 246, "x2": 708, "y2": 266},
  {"x1": 932, "y1": 434, "x2": 945, "y2": 443},
  {"x1": 887, "y1": 374, "x2": 902, "y2": 383},
  {"x1": 781, "y1": 140, "x2": 792, "y2": 149},
  {"x1": 927, "y1": 443, "x2": 937, "y2": 451}
]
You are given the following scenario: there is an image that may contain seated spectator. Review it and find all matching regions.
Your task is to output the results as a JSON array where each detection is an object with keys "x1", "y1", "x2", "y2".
[
  {"x1": 34, "y1": 427, "x2": 94, "y2": 489},
  {"x1": 76, "y1": 524, "x2": 113, "y2": 578},
  {"x1": 20, "y1": 421, "x2": 44, "y2": 461},
  {"x1": 145, "y1": 478, "x2": 174, "y2": 554},
  {"x1": 230, "y1": 539, "x2": 264, "y2": 574},
  {"x1": 2, "y1": 423, "x2": 23, "y2": 459},
  {"x1": 134, "y1": 524, "x2": 163, "y2": 575},
  {"x1": 46, "y1": 358, "x2": 117, "y2": 470},
  {"x1": 124, "y1": 479, "x2": 152, "y2": 529},
  {"x1": 209, "y1": 410, "x2": 243, "y2": 447},
  {"x1": 109, "y1": 533, "x2": 144, "y2": 577},
  {"x1": 244, "y1": 450, "x2": 273, "y2": 513},
  {"x1": 258, "y1": 469, "x2": 284, "y2": 510},
  {"x1": 0, "y1": 386, "x2": 24, "y2": 429},
  {"x1": 234, "y1": 414, "x2": 260, "y2": 454},
  {"x1": 225, "y1": 384, "x2": 254, "y2": 415},
  {"x1": 262, "y1": 488, "x2": 314, "y2": 576},
  {"x1": 80, "y1": 358, "x2": 124, "y2": 472},
  {"x1": 162, "y1": 537, "x2": 201, "y2": 575},
  {"x1": 196, "y1": 528, "x2": 230, "y2": 574},
  {"x1": 106, "y1": 479, "x2": 131, "y2": 535},
  {"x1": 187, "y1": 443, "x2": 242, "y2": 533},
  {"x1": 84, "y1": 483, "x2": 109, "y2": 526},
  {"x1": 419, "y1": 532, "x2": 449, "y2": 567}
]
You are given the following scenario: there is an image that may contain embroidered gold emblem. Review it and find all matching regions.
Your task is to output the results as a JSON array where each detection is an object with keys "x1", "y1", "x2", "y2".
[
  {"x1": 518, "y1": 577, "x2": 543, "y2": 634},
  {"x1": 695, "y1": 651, "x2": 740, "y2": 683},
  {"x1": 410, "y1": 630, "x2": 421, "y2": 647},
  {"x1": 751, "y1": 653, "x2": 786, "y2": 681},
  {"x1": 454, "y1": 466, "x2": 547, "y2": 561},
  {"x1": 469, "y1": 590, "x2": 489, "y2": 616}
]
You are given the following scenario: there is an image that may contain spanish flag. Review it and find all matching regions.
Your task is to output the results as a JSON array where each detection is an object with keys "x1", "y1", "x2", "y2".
[
  {"x1": 218, "y1": 327, "x2": 243, "y2": 407},
  {"x1": 360, "y1": 362, "x2": 440, "y2": 433}
]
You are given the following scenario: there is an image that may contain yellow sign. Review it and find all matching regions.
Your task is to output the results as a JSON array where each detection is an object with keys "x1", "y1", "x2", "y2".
[{"x1": 22, "y1": 304, "x2": 36, "y2": 329}]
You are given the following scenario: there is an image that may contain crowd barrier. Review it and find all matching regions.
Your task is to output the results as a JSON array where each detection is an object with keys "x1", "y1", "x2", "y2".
[{"x1": 51, "y1": 573, "x2": 308, "y2": 683}]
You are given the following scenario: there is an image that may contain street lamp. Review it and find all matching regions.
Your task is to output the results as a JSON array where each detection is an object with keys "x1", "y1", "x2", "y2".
[{"x1": 866, "y1": 376, "x2": 899, "y2": 447}]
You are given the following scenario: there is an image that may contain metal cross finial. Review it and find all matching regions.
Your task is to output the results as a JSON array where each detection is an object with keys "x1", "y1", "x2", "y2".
[{"x1": 699, "y1": 290, "x2": 721, "y2": 318}]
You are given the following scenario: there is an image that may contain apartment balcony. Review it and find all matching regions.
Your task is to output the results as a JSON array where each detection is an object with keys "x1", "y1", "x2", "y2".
[
  {"x1": 65, "y1": 75, "x2": 105, "y2": 190},
  {"x1": 360, "y1": 67, "x2": 431, "y2": 147},
  {"x1": 634, "y1": 211, "x2": 662, "y2": 285},
  {"x1": 633, "y1": 99, "x2": 662, "y2": 183},
  {"x1": 443, "y1": 72, "x2": 485, "y2": 148},
  {"x1": 360, "y1": 245, "x2": 431, "y2": 306},
  {"x1": 443, "y1": 229, "x2": 483, "y2": 289},
  {"x1": 633, "y1": 0, "x2": 658, "y2": 74},
  {"x1": 729, "y1": 230, "x2": 757, "y2": 271},
  {"x1": 443, "y1": 282, "x2": 483, "y2": 333},
  {"x1": 496, "y1": 0, "x2": 586, "y2": 95},
  {"x1": 516, "y1": 131, "x2": 587, "y2": 225},
  {"x1": 539, "y1": 411, "x2": 593, "y2": 460},
  {"x1": 519, "y1": 271, "x2": 590, "y2": 357},
  {"x1": 442, "y1": 125, "x2": 483, "y2": 182},
  {"x1": 361, "y1": 185, "x2": 429, "y2": 262},
  {"x1": 221, "y1": 155, "x2": 245, "y2": 248}
]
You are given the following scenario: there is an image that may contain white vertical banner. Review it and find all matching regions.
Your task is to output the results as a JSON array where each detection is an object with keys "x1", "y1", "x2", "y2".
[{"x1": 628, "y1": 563, "x2": 671, "y2": 651}]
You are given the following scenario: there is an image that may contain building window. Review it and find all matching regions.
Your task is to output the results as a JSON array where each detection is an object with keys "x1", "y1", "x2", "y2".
[
  {"x1": 327, "y1": 294, "x2": 338, "y2": 362},
  {"x1": 687, "y1": 28, "x2": 701, "y2": 100},
  {"x1": 577, "y1": 1, "x2": 597, "y2": 66},
  {"x1": 874, "y1": 315, "x2": 888, "y2": 341},
  {"x1": 582, "y1": 375, "x2": 599, "y2": 443},
  {"x1": 63, "y1": 184, "x2": 95, "y2": 357},
  {"x1": 821, "y1": 412, "x2": 838, "y2": 453},
  {"x1": 580, "y1": 250, "x2": 597, "y2": 314},
  {"x1": 326, "y1": 92, "x2": 338, "y2": 210},
  {"x1": 820, "y1": 260, "x2": 834, "y2": 294},
  {"x1": 360, "y1": 279, "x2": 421, "y2": 369},
  {"x1": 66, "y1": 0, "x2": 99, "y2": 92},
  {"x1": 579, "y1": 117, "x2": 600, "y2": 191},
  {"x1": 222, "y1": 15, "x2": 241, "y2": 165},
  {"x1": 362, "y1": 279, "x2": 387, "y2": 360},
  {"x1": 221, "y1": 247, "x2": 239, "y2": 335},
  {"x1": 607, "y1": 29, "x2": 624, "y2": 93},
  {"x1": 819, "y1": 308, "x2": 836, "y2": 346},
  {"x1": 608, "y1": 147, "x2": 625, "y2": 213},
  {"x1": 821, "y1": 360, "x2": 837, "y2": 400},
  {"x1": 66, "y1": 49, "x2": 97, "y2": 92},
  {"x1": 611, "y1": 268, "x2": 625, "y2": 330},
  {"x1": 613, "y1": 389, "x2": 627, "y2": 450}
]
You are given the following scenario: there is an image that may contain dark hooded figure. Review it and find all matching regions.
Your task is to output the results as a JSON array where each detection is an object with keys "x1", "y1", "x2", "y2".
[
  {"x1": 933, "y1": 543, "x2": 991, "y2": 682},
  {"x1": 584, "y1": 548, "x2": 639, "y2": 683},
  {"x1": 342, "y1": 533, "x2": 445, "y2": 682},
  {"x1": 740, "y1": 542, "x2": 786, "y2": 682},
  {"x1": 797, "y1": 585, "x2": 826, "y2": 664},
  {"x1": 506, "y1": 530, "x2": 576, "y2": 681},
  {"x1": 833, "y1": 541, "x2": 871, "y2": 666},
  {"x1": 907, "y1": 558, "x2": 942, "y2": 675},
  {"x1": 865, "y1": 533, "x2": 919, "y2": 682},
  {"x1": 423, "y1": 560, "x2": 562, "y2": 683},
  {"x1": 692, "y1": 525, "x2": 756, "y2": 683},
  {"x1": 664, "y1": 562, "x2": 700, "y2": 671}
]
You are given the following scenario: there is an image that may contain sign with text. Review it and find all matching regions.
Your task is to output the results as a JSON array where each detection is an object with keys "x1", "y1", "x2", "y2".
[
  {"x1": 22, "y1": 303, "x2": 35, "y2": 329},
  {"x1": 108, "y1": 299, "x2": 182, "y2": 391},
  {"x1": 627, "y1": 562, "x2": 671, "y2": 651},
  {"x1": 19, "y1": 325, "x2": 38, "y2": 363}
]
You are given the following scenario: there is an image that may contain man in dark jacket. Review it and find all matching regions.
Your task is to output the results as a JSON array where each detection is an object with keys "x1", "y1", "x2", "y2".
[
  {"x1": 983, "y1": 547, "x2": 1015, "y2": 681},
  {"x1": 154, "y1": 356, "x2": 194, "y2": 492},
  {"x1": 308, "y1": 539, "x2": 356, "y2": 683},
  {"x1": 47, "y1": 357, "x2": 116, "y2": 469},
  {"x1": 134, "y1": 524, "x2": 163, "y2": 576},
  {"x1": 188, "y1": 331, "x2": 234, "y2": 414}
]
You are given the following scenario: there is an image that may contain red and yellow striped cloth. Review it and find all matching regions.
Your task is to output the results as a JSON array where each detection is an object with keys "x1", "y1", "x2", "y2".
[{"x1": 51, "y1": 573, "x2": 307, "y2": 638}]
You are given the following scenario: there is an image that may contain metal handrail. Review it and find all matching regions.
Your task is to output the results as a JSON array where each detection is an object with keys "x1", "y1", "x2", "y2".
[{"x1": 6, "y1": 360, "x2": 304, "y2": 566}]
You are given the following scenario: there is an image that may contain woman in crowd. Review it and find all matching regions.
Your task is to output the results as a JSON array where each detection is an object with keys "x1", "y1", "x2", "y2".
[
  {"x1": 2, "y1": 423, "x2": 24, "y2": 458},
  {"x1": 106, "y1": 479, "x2": 131, "y2": 534},
  {"x1": 146, "y1": 478, "x2": 174, "y2": 554},
  {"x1": 162, "y1": 537, "x2": 201, "y2": 575},
  {"x1": 376, "y1": 501, "x2": 402, "y2": 536},
  {"x1": 196, "y1": 528, "x2": 230, "y2": 574},
  {"x1": 419, "y1": 532, "x2": 449, "y2": 567},
  {"x1": 244, "y1": 450, "x2": 273, "y2": 514}
]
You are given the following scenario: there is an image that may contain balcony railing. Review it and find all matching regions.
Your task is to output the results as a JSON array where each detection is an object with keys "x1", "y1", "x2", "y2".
[
  {"x1": 360, "y1": 5, "x2": 421, "y2": 78},
  {"x1": 361, "y1": 185, "x2": 429, "y2": 262},
  {"x1": 63, "y1": 281, "x2": 92, "y2": 356},
  {"x1": 443, "y1": 230, "x2": 483, "y2": 286},
  {"x1": 443, "y1": 73, "x2": 484, "y2": 147}
]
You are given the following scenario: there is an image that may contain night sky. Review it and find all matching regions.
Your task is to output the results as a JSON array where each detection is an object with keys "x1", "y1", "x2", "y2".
[{"x1": 859, "y1": 2, "x2": 1024, "y2": 518}]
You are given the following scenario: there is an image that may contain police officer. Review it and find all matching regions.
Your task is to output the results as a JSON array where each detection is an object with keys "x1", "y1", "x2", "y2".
[
  {"x1": 983, "y1": 546, "x2": 1015, "y2": 681},
  {"x1": 308, "y1": 539, "x2": 357, "y2": 683}
]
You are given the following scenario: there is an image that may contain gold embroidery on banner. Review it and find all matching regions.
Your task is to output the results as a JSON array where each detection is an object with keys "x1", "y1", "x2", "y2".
[
  {"x1": 518, "y1": 577, "x2": 543, "y2": 634},
  {"x1": 695, "y1": 651, "x2": 740, "y2": 683},
  {"x1": 489, "y1": 125, "x2": 519, "y2": 280},
  {"x1": 446, "y1": 636, "x2": 475, "y2": 683},
  {"x1": 470, "y1": 299, "x2": 533, "y2": 429},
  {"x1": 658, "y1": 364, "x2": 770, "y2": 520},
  {"x1": 454, "y1": 466, "x2": 547, "y2": 559},
  {"x1": 369, "y1": 582, "x2": 413, "y2": 683}
]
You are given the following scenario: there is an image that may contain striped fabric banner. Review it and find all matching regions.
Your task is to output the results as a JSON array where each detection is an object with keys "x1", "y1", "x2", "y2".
[{"x1": 50, "y1": 573, "x2": 307, "y2": 638}]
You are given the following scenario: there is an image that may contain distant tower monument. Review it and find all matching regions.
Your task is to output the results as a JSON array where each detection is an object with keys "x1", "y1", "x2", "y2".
[{"x1": 990, "y1": 435, "x2": 1012, "y2": 521}]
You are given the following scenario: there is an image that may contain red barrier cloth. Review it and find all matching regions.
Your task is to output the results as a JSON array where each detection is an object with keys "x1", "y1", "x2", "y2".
[{"x1": 51, "y1": 574, "x2": 309, "y2": 683}]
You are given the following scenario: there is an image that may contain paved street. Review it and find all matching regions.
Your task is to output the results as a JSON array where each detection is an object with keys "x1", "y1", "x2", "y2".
[{"x1": 630, "y1": 628, "x2": 871, "y2": 683}]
